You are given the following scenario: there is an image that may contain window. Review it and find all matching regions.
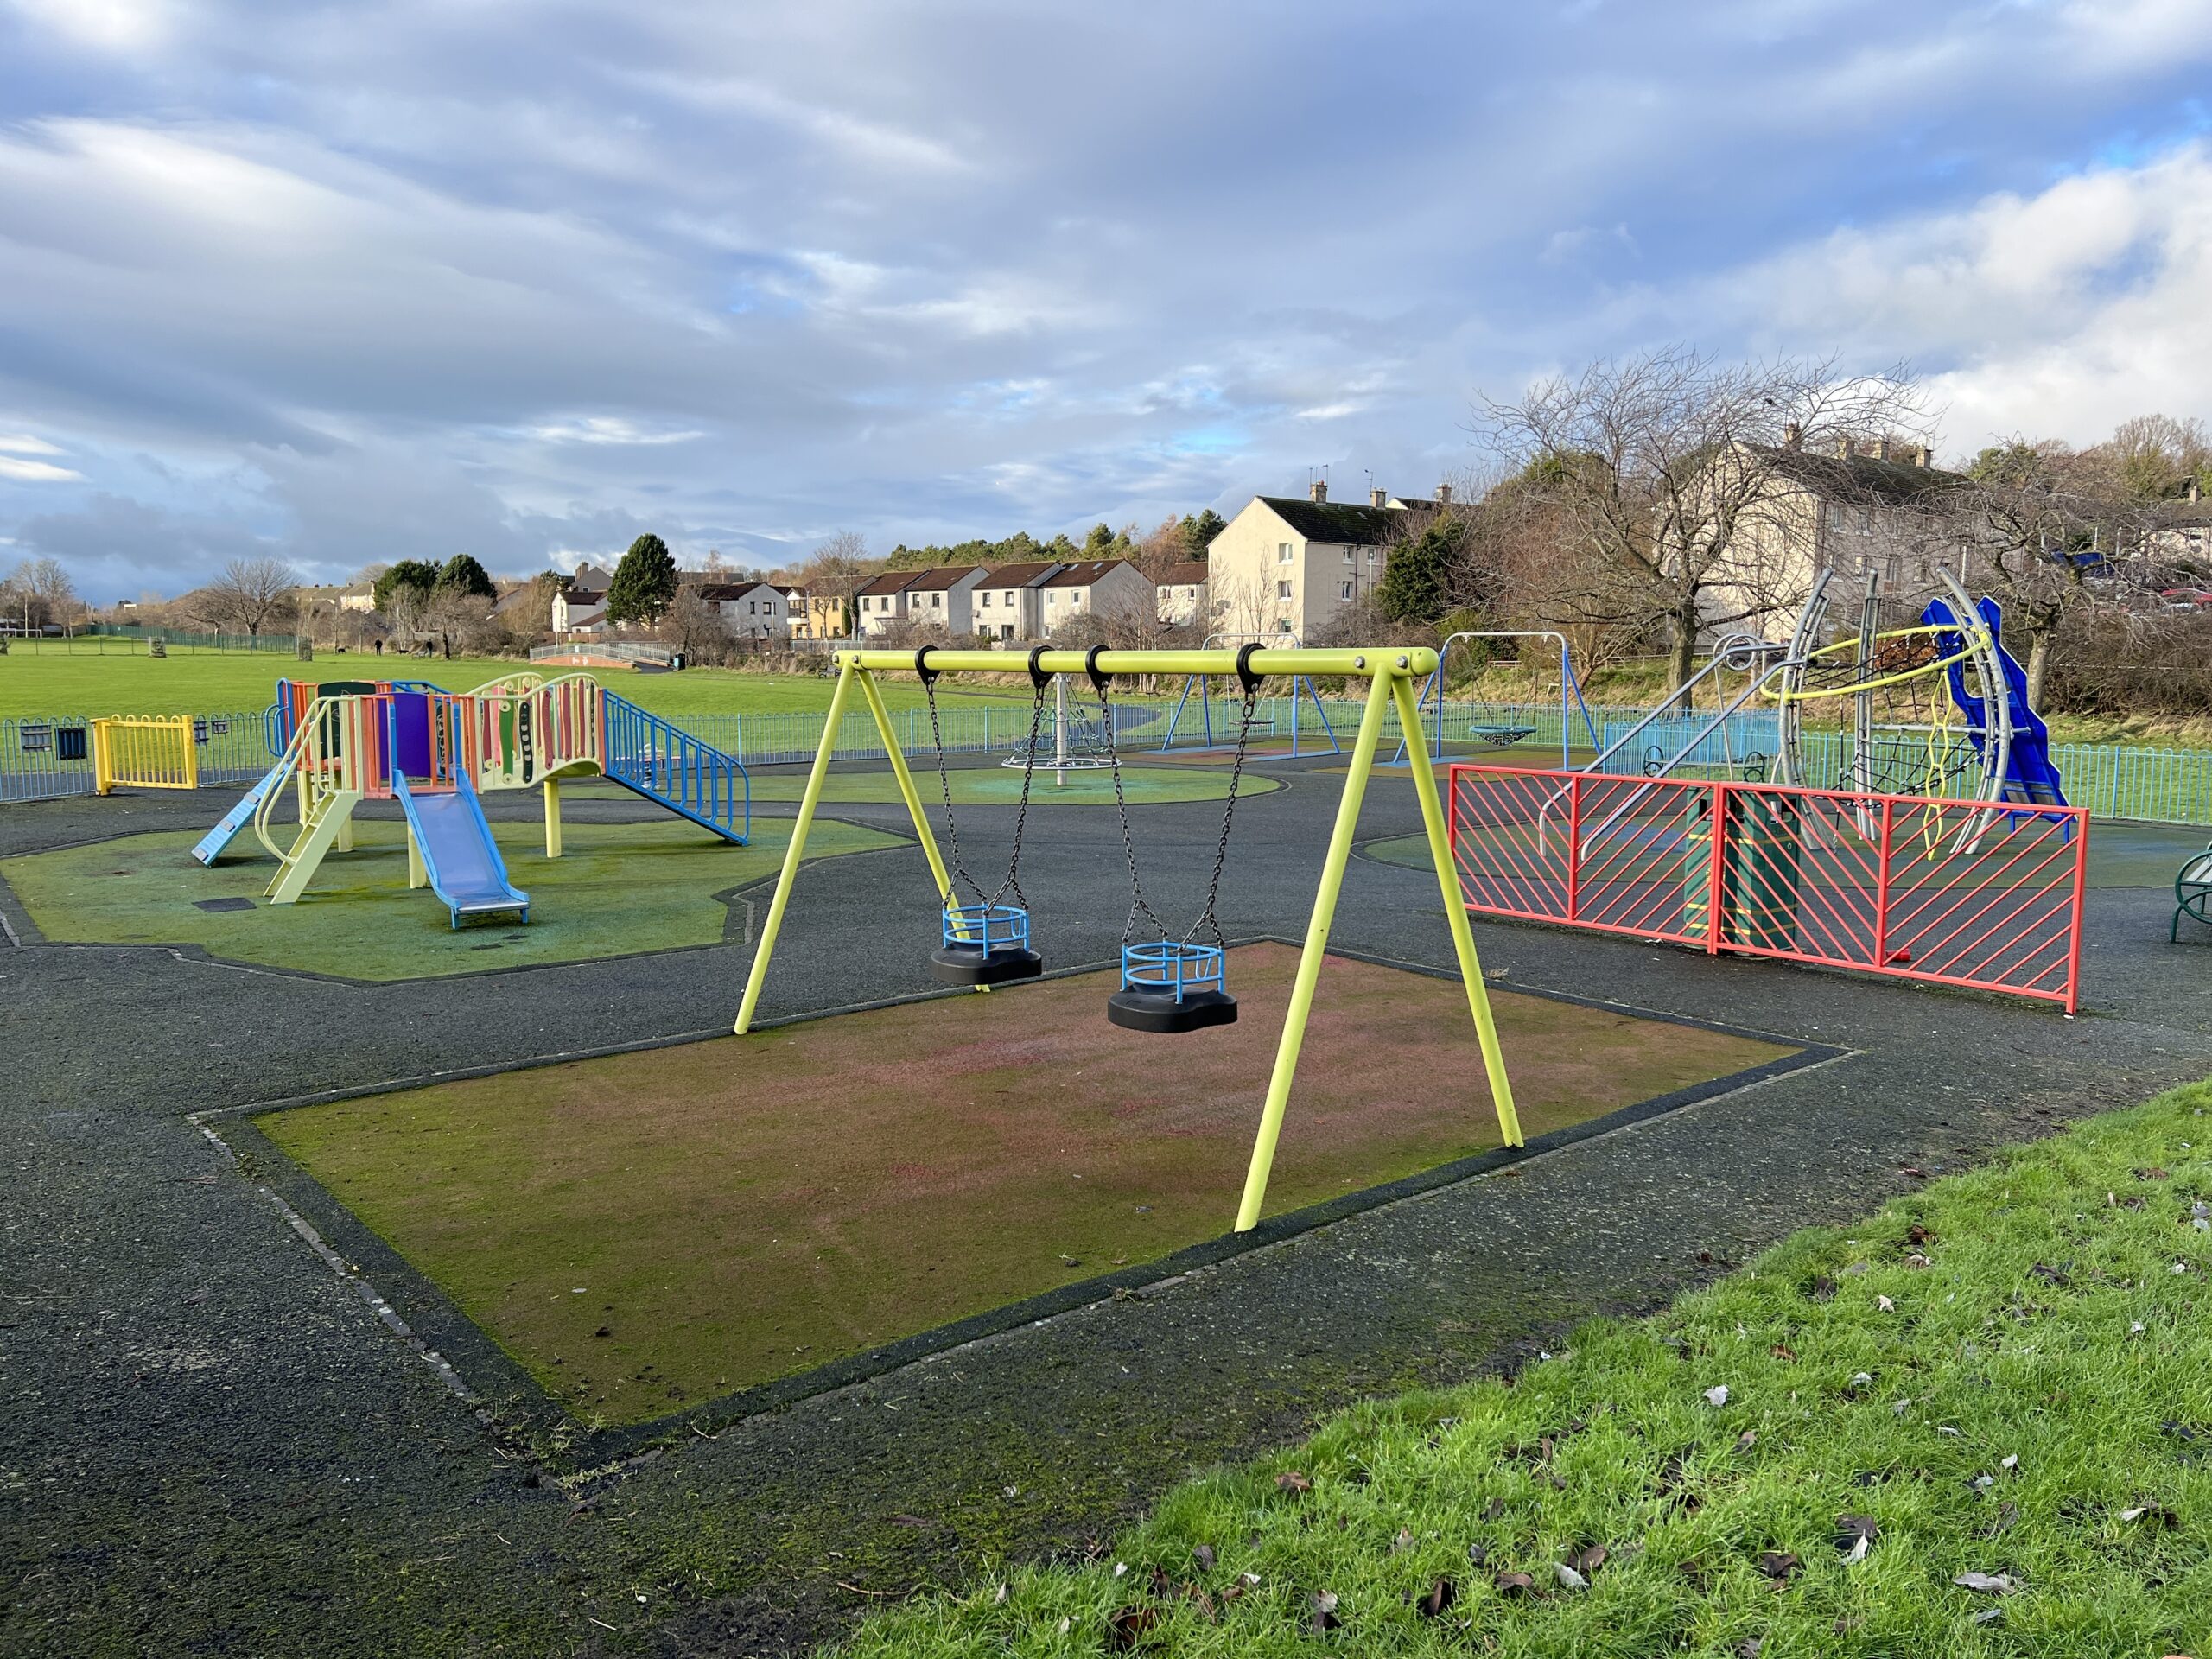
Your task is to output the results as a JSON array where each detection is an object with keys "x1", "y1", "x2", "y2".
[
  {"x1": 1366, "y1": 548, "x2": 1380, "y2": 563},
  {"x1": 1276, "y1": 580, "x2": 1293, "y2": 599},
  {"x1": 931, "y1": 594, "x2": 941, "y2": 607},
  {"x1": 747, "y1": 601, "x2": 757, "y2": 614},
  {"x1": 1339, "y1": 581, "x2": 1353, "y2": 600},
  {"x1": 1277, "y1": 543, "x2": 1294, "y2": 563},
  {"x1": 1342, "y1": 549, "x2": 1355, "y2": 565},
  {"x1": 982, "y1": 592, "x2": 992, "y2": 606}
]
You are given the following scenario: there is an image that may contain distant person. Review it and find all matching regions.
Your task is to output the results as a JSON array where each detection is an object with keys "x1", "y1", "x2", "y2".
[{"x1": 373, "y1": 638, "x2": 384, "y2": 656}]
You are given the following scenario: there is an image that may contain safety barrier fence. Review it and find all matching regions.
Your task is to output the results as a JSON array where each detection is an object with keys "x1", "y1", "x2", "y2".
[
  {"x1": 1447, "y1": 764, "x2": 2089, "y2": 1011},
  {"x1": 91, "y1": 716, "x2": 198, "y2": 794},
  {"x1": 10, "y1": 690, "x2": 2212, "y2": 828}
]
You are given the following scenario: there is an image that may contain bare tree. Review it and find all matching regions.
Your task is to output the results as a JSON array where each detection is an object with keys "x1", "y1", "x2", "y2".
[
  {"x1": 793, "y1": 530, "x2": 875, "y2": 639},
  {"x1": 658, "y1": 586, "x2": 736, "y2": 664},
  {"x1": 194, "y1": 556, "x2": 302, "y2": 637},
  {"x1": 0, "y1": 557, "x2": 82, "y2": 632},
  {"x1": 1478, "y1": 346, "x2": 1934, "y2": 690}
]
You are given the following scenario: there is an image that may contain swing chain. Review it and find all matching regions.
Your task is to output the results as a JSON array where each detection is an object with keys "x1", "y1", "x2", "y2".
[
  {"x1": 986, "y1": 648, "x2": 1055, "y2": 913},
  {"x1": 1188, "y1": 644, "x2": 1263, "y2": 948},
  {"x1": 916, "y1": 649, "x2": 983, "y2": 904},
  {"x1": 1088, "y1": 647, "x2": 1167, "y2": 944}
]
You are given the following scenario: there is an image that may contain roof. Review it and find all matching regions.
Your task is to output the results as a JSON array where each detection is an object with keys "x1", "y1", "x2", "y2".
[
  {"x1": 1041, "y1": 559, "x2": 1140, "y2": 588},
  {"x1": 1754, "y1": 445, "x2": 1962, "y2": 505},
  {"x1": 855, "y1": 571, "x2": 921, "y2": 598},
  {"x1": 977, "y1": 561, "x2": 1063, "y2": 588},
  {"x1": 1254, "y1": 495, "x2": 1414, "y2": 544},
  {"x1": 694, "y1": 582, "x2": 775, "y2": 602},
  {"x1": 1156, "y1": 561, "x2": 1211, "y2": 586},
  {"x1": 563, "y1": 588, "x2": 607, "y2": 606},
  {"x1": 902, "y1": 563, "x2": 987, "y2": 591}
]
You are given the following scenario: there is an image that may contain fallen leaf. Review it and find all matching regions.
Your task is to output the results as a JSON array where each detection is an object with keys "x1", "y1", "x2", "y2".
[
  {"x1": 1554, "y1": 1561, "x2": 1588, "y2": 1591},
  {"x1": 1494, "y1": 1570, "x2": 1536, "y2": 1595},
  {"x1": 2031, "y1": 1263, "x2": 2069, "y2": 1287},
  {"x1": 1972, "y1": 1608, "x2": 2004, "y2": 1626},
  {"x1": 1905, "y1": 1254, "x2": 1932, "y2": 1269},
  {"x1": 1192, "y1": 1544, "x2": 1216, "y2": 1572},
  {"x1": 1735, "y1": 1430, "x2": 1758, "y2": 1453},
  {"x1": 1953, "y1": 1571, "x2": 2016, "y2": 1594},
  {"x1": 2120, "y1": 1504, "x2": 2179, "y2": 1529},
  {"x1": 1738, "y1": 1640, "x2": 1764, "y2": 1658},
  {"x1": 1106, "y1": 1606, "x2": 1157, "y2": 1650},
  {"x1": 1705, "y1": 1384, "x2": 1731, "y2": 1407},
  {"x1": 1877, "y1": 1295, "x2": 1897, "y2": 1313},
  {"x1": 1835, "y1": 1516, "x2": 1879, "y2": 1554},
  {"x1": 2134, "y1": 1167, "x2": 2170, "y2": 1181},
  {"x1": 1275, "y1": 1471, "x2": 1312, "y2": 1496},
  {"x1": 1309, "y1": 1590, "x2": 1340, "y2": 1633},
  {"x1": 1392, "y1": 1528, "x2": 1414, "y2": 1554},
  {"x1": 1758, "y1": 1551, "x2": 1801, "y2": 1580},
  {"x1": 1412, "y1": 1576, "x2": 1454, "y2": 1617},
  {"x1": 1906, "y1": 1224, "x2": 1936, "y2": 1245},
  {"x1": 1809, "y1": 1275, "x2": 1837, "y2": 1303},
  {"x1": 1770, "y1": 1343, "x2": 1797, "y2": 1362},
  {"x1": 1901, "y1": 1166, "x2": 1930, "y2": 1179}
]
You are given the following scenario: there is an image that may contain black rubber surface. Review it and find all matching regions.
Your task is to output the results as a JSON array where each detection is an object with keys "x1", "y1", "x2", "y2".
[{"x1": 3, "y1": 762, "x2": 2209, "y2": 1657}]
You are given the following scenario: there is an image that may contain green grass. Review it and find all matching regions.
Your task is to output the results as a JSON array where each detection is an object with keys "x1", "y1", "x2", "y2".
[
  {"x1": 0, "y1": 815, "x2": 899, "y2": 979},
  {"x1": 251, "y1": 945, "x2": 1790, "y2": 1424},
  {"x1": 0, "y1": 645, "x2": 1027, "y2": 720},
  {"x1": 826, "y1": 1081, "x2": 2212, "y2": 1658}
]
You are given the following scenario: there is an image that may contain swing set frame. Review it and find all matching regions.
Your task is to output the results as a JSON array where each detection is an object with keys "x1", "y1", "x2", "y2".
[{"x1": 734, "y1": 645, "x2": 1522, "y2": 1232}]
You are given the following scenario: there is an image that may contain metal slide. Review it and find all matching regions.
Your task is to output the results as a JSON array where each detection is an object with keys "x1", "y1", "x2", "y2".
[
  {"x1": 391, "y1": 766, "x2": 530, "y2": 927},
  {"x1": 191, "y1": 760, "x2": 285, "y2": 865}
]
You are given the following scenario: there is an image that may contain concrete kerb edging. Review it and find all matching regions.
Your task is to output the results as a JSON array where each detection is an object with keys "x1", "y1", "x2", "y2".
[{"x1": 194, "y1": 933, "x2": 1849, "y2": 1471}]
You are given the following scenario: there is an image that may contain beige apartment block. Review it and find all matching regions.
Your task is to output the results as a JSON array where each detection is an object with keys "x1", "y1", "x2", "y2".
[{"x1": 1205, "y1": 480, "x2": 1450, "y2": 638}]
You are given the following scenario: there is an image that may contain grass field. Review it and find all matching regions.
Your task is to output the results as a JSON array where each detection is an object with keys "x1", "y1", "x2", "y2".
[
  {"x1": 0, "y1": 815, "x2": 900, "y2": 979},
  {"x1": 0, "y1": 644, "x2": 1031, "y2": 720},
  {"x1": 253, "y1": 944, "x2": 1794, "y2": 1424},
  {"x1": 826, "y1": 1078, "x2": 2212, "y2": 1658}
]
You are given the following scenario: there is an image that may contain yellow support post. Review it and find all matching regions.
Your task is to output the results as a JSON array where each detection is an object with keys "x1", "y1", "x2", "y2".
[
  {"x1": 734, "y1": 660, "x2": 862, "y2": 1036},
  {"x1": 1233, "y1": 671, "x2": 1396, "y2": 1232},
  {"x1": 406, "y1": 824, "x2": 426, "y2": 889},
  {"x1": 1391, "y1": 673, "x2": 1522, "y2": 1147},
  {"x1": 543, "y1": 775, "x2": 563, "y2": 859},
  {"x1": 853, "y1": 668, "x2": 956, "y2": 904}
]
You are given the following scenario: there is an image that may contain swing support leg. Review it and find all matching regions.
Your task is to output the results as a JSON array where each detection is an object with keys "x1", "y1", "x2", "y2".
[
  {"x1": 735, "y1": 664, "x2": 967, "y2": 1036},
  {"x1": 1393, "y1": 673, "x2": 1521, "y2": 1148},
  {"x1": 1233, "y1": 672, "x2": 1393, "y2": 1231}
]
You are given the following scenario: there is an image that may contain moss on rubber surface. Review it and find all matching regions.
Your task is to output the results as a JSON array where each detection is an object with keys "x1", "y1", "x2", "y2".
[
  {"x1": 0, "y1": 816, "x2": 899, "y2": 980},
  {"x1": 254, "y1": 944, "x2": 1792, "y2": 1425},
  {"x1": 747, "y1": 765, "x2": 1278, "y2": 807}
]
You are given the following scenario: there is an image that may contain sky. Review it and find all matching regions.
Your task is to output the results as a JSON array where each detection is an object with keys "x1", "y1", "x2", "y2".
[{"x1": 3, "y1": 1, "x2": 2211, "y2": 601}]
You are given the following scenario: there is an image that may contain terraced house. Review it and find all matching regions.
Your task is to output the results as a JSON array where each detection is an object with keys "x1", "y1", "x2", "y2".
[{"x1": 1205, "y1": 480, "x2": 1452, "y2": 638}]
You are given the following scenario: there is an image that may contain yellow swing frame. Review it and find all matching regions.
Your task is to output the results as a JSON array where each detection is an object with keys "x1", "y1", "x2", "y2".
[{"x1": 733, "y1": 645, "x2": 1522, "y2": 1231}]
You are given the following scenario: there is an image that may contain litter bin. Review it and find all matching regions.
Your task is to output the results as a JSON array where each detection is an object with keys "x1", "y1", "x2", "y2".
[{"x1": 1682, "y1": 793, "x2": 1800, "y2": 949}]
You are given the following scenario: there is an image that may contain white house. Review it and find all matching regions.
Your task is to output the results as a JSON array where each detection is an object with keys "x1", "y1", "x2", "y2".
[
  {"x1": 1155, "y1": 560, "x2": 1211, "y2": 626},
  {"x1": 895, "y1": 564, "x2": 989, "y2": 635},
  {"x1": 1039, "y1": 559, "x2": 1154, "y2": 633},
  {"x1": 700, "y1": 581, "x2": 791, "y2": 639},
  {"x1": 973, "y1": 561, "x2": 1065, "y2": 640},
  {"x1": 1204, "y1": 481, "x2": 1448, "y2": 637},
  {"x1": 855, "y1": 570, "x2": 921, "y2": 637},
  {"x1": 551, "y1": 584, "x2": 607, "y2": 634}
]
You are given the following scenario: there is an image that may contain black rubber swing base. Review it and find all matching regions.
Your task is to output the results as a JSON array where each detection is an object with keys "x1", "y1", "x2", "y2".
[
  {"x1": 930, "y1": 946, "x2": 1044, "y2": 988},
  {"x1": 1106, "y1": 988, "x2": 1239, "y2": 1033}
]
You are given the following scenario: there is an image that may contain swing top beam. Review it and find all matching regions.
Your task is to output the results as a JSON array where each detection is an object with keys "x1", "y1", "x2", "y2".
[{"x1": 834, "y1": 646, "x2": 1438, "y2": 679}]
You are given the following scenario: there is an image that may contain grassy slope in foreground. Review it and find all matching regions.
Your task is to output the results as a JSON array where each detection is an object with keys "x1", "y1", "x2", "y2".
[{"x1": 830, "y1": 1082, "x2": 2212, "y2": 1658}]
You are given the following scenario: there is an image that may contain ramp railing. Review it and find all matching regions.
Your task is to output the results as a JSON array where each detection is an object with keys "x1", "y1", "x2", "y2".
[
  {"x1": 1448, "y1": 763, "x2": 2089, "y2": 1011},
  {"x1": 601, "y1": 690, "x2": 749, "y2": 842}
]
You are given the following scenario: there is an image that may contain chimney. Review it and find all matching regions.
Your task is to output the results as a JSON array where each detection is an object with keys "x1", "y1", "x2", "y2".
[
  {"x1": 1837, "y1": 437, "x2": 1856, "y2": 460},
  {"x1": 1915, "y1": 444, "x2": 1934, "y2": 469},
  {"x1": 1370, "y1": 486, "x2": 1388, "y2": 508},
  {"x1": 1436, "y1": 483, "x2": 1452, "y2": 505},
  {"x1": 1309, "y1": 478, "x2": 1328, "y2": 503},
  {"x1": 1782, "y1": 423, "x2": 1802, "y2": 452},
  {"x1": 1874, "y1": 437, "x2": 1893, "y2": 462}
]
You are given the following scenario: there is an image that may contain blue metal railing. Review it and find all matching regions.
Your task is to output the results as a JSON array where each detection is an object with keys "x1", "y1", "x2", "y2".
[{"x1": 599, "y1": 692, "x2": 750, "y2": 844}]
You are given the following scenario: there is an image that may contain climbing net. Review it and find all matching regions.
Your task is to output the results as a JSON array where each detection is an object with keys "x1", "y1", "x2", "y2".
[{"x1": 1778, "y1": 621, "x2": 1995, "y2": 801}]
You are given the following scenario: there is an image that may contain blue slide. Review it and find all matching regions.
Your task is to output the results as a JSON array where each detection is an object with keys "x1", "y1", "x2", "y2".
[
  {"x1": 192, "y1": 760, "x2": 285, "y2": 865},
  {"x1": 391, "y1": 766, "x2": 531, "y2": 928},
  {"x1": 1923, "y1": 596, "x2": 2069, "y2": 810}
]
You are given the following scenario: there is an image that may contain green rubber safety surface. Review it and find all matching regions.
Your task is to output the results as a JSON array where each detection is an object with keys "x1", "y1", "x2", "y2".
[
  {"x1": 0, "y1": 816, "x2": 899, "y2": 981},
  {"x1": 744, "y1": 764, "x2": 1279, "y2": 807},
  {"x1": 254, "y1": 943, "x2": 1796, "y2": 1425}
]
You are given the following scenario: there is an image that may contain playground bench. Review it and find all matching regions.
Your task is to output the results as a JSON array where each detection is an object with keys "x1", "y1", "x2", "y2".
[{"x1": 2175, "y1": 843, "x2": 2212, "y2": 943}]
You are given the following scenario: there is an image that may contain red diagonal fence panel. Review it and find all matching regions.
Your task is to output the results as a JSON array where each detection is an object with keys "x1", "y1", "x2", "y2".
[{"x1": 1446, "y1": 765, "x2": 2088, "y2": 1012}]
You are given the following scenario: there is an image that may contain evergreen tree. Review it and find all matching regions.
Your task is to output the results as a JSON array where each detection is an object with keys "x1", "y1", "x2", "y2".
[
  {"x1": 1179, "y1": 509, "x2": 1226, "y2": 557},
  {"x1": 372, "y1": 559, "x2": 440, "y2": 613},
  {"x1": 1083, "y1": 522, "x2": 1116, "y2": 553},
  {"x1": 1376, "y1": 519, "x2": 1459, "y2": 624},
  {"x1": 607, "y1": 534, "x2": 677, "y2": 624},
  {"x1": 437, "y1": 553, "x2": 496, "y2": 600}
]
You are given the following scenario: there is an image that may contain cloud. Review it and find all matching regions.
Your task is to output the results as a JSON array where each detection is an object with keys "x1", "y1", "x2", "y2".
[
  {"x1": 0, "y1": 454, "x2": 85, "y2": 482},
  {"x1": 525, "y1": 417, "x2": 708, "y2": 447},
  {"x1": 0, "y1": 434, "x2": 66, "y2": 455}
]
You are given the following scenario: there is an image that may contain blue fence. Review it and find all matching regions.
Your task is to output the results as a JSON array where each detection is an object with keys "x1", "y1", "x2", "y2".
[{"x1": 8, "y1": 694, "x2": 2212, "y2": 826}]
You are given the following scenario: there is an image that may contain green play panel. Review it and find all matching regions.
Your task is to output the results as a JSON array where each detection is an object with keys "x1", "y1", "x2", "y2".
[
  {"x1": 739, "y1": 765, "x2": 1278, "y2": 807},
  {"x1": 1, "y1": 817, "x2": 899, "y2": 981}
]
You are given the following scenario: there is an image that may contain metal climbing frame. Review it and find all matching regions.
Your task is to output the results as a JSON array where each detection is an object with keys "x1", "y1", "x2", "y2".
[
  {"x1": 1154, "y1": 632, "x2": 1343, "y2": 760},
  {"x1": 732, "y1": 645, "x2": 1522, "y2": 1232},
  {"x1": 1385, "y1": 630, "x2": 1601, "y2": 771}
]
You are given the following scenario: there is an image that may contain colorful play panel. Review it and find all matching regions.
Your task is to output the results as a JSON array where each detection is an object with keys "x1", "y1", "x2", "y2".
[
  {"x1": 1, "y1": 817, "x2": 897, "y2": 980},
  {"x1": 251, "y1": 944, "x2": 1796, "y2": 1424}
]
